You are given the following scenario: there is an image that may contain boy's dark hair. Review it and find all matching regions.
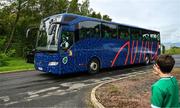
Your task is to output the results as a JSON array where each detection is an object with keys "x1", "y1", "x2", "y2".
[{"x1": 156, "y1": 54, "x2": 175, "y2": 73}]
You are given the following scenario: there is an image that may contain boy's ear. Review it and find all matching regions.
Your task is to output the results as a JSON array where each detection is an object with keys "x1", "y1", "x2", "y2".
[
  {"x1": 156, "y1": 64, "x2": 163, "y2": 74},
  {"x1": 156, "y1": 64, "x2": 160, "y2": 69}
]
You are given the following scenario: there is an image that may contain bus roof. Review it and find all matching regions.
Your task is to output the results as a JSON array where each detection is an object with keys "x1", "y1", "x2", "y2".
[{"x1": 52, "y1": 13, "x2": 160, "y2": 33}]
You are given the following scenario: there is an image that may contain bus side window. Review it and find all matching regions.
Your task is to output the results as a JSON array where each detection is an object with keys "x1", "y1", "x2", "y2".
[
  {"x1": 150, "y1": 32, "x2": 157, "y2": 42},
  {"x1": 118, "y1": 26, "x2": 129, "y2": 40},
  {"x1": 60, "y1": 31, "x2": 74, "y2": 50},
  {"x1": 111, "y1": 25, "x2": 117, "y2": 39},
  {"x1": 142, "y1": 30, "x2": 150, "y2": 41},
  {"x1": 79, "y1": 21, "x2": 101, "y2": 39},
  {"x1": 102, "y1": 24, "x2": 109, "y2": 39},
  {"x1": 130, "y1": 28, "x2": 139, "y2": 40},
  {"x1": 157, "y1": 33, "x2": 160, "y2": 42},
  {"x1": 139, "y1": 30, "x2": 142, "y2": 40},
  {"x1": 102, "y1": 23, "x2": 117, "y2": 39},
  {"x1": 151, "y1": 32, "x2": 160, "y2": 42}
]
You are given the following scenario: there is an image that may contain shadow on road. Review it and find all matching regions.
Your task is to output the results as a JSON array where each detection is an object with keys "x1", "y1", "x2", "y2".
[{"x1": 36, "y1": 63, "x2": 152, "y2": 82}]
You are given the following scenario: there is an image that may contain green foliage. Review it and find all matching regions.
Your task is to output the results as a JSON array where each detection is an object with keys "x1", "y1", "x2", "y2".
[
  {"x1": 80, "y1": 0, "x2": 90, "y2": 16},
  {"x1": 6, "y1": 49, "x2": 16, "y2": 57},
  {"x1": 0, "y1": 57, "x2": 34, "y2": 73},
  {"x1": 0, "y1": 53, "x2": 8, "y2": 67},
  {"x1": 0, "y1": 0, "x2": 112, "y2": 57},
  {"x1": 102, "y1": 15, "x2": 112, "y2": 21},
  {"x1": 0, "y1": 36, "x2": 6, "y2": 50},
  {"x1": 68, "y1": 0, "x2": 80, "y2": 14},
  {"x1": 0, "y1": 48, "x2": 16, "y2": 67},
  {"x1": 165, "y1": 47, "x2": 180, "y2": 55}
]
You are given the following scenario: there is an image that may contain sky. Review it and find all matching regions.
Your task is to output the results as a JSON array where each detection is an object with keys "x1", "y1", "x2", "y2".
[
  {"x1": 0, "y1": 0, "x2": 12, "y2": 9},
  {"x1": 1, "y1": 0, "x2": 180, "y2": 43},
  {"x1": 86, "y1": 0, "x2": 180, "y2": 43}
]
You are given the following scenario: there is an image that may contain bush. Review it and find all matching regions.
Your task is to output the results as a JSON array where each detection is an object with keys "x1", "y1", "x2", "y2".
[
  {"x1": 6, "y1": 49, "x2": 16, "y2": 57},
  {"x1": 165, "y1": 47, "x2": 180, "y2": 55},
  {"x1": 0, "y1": 53, "x2": 8, "y2": 67}
]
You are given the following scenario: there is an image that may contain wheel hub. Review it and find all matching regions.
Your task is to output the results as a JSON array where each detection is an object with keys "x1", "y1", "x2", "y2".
[{"x1": 90, "y1": 62, "x2": 98, "y2": 71}]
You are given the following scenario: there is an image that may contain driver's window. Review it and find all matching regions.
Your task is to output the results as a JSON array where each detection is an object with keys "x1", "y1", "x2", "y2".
[{"x1": 60, "y1": 31, "x2": 74, "y2": 50}]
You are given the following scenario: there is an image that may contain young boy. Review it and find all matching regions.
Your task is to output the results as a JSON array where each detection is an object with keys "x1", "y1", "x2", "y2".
[{"x1": 151, "y1": 54, "x2": 179, "y2": 108}]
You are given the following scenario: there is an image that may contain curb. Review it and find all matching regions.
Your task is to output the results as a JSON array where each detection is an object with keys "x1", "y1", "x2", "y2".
[
  {"x1": 0, "y1": 69, "x2": 35, "y2": 74},
  {"x1": 90, "y1": 71, "x2": 150, "y2": 108}
]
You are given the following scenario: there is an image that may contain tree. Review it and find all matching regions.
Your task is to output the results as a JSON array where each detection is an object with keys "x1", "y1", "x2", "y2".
[
  {"x1": 102, "y1": 14, "x2": 112, "y2": 21},
  {"x1": 56, "y1": 0, "x2": 69, "y2": 13},
  {"x1": 4, "y1": 0, "x2": 26, "y2": 53},
  {"x1": 0, "y1": 0, "x2": 112, "y2": 57},
  {"x1": 90, "y1": 11, "x2": 101, "y2": 19},
  {"x1": 68, "y1": 0, "x2": 80, "y2": 14},
  {"x1": 80, "y1": 0, "x2": 90, "y2": 16}
]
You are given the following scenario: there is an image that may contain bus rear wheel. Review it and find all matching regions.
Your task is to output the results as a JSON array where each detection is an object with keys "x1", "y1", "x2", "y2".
[{"x1": 88, "y1": 58, "x2": 100, "y2": 74}]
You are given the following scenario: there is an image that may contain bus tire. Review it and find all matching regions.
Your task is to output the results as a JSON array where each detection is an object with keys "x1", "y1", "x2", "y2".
[
  {"x1": 88, "y1": 58, "x2": 100, "y2": 74},
  {"x1": 145, "y1": 56, "x2": 151, "y2": 65}
]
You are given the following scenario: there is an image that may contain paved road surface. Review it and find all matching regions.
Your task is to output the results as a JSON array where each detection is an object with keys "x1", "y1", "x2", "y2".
[{"x1": 0, "y1": 55, "x2": 179, "y2": 108}]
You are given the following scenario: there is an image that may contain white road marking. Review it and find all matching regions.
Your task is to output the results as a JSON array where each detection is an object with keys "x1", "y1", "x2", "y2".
[
  {"x1": 4, "y1": 101, "x2": 18, "y2": 106},
  {"x1": 27, "y1": 87, "x2": 59, "y2": 95},
  {"x1": 60, "y1": 82, "x2": 72, "y2": 87},
  {"x1": 69, "y1": 83, "x2": 86, "y2": 90},
  {"x1": 3, "y1": 69, "x2": 152, "y2": 106},
  {"x1": 0, "y1": 96, "x2": 10, "y2": 102},
  {"x1": 28, "y1": 94, "x2": 39, "y2": 98}
]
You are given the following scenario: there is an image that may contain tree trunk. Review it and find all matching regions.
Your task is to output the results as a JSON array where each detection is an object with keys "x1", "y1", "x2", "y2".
[{"x1": 4, "y1": 0, "x2": 21, "y2": 54}]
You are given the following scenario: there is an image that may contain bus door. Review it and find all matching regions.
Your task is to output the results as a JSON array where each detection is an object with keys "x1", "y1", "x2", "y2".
[{"x1": 59, "y1": 28, "x2": 75, "y2": 74}]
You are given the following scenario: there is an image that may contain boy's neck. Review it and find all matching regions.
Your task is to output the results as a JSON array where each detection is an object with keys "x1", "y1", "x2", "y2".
[{"x1": 159, "y1": 72, "x2": 172, "y2": 78}]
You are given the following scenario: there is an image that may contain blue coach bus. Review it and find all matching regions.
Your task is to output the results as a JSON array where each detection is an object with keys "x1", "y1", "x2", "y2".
[{"x1": 34, "y1": 13, "x2": 160, "y2": 75}]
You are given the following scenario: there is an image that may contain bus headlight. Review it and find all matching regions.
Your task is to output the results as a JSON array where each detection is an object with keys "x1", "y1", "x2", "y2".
[{"x1": 48, "y1": 62, "x2": 59, "y2": 66}]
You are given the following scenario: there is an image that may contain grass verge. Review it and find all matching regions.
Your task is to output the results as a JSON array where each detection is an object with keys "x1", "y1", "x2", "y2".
[
  {"x1": 165, "y1": 47, "x2": 180, "y2": 54},
  {"x1": 0, "y1": 58, "x2": 34, "y2": 73}
]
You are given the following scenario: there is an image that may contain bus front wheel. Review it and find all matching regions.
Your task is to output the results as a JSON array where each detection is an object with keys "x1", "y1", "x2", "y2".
[{"x1": 88, "y1": 58, "x2": 100, "y2": 74}]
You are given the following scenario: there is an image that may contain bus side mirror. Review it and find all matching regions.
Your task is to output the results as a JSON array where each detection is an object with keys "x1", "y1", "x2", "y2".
[
  {"x1": 26, "y1": 29, "x2": 30, "y2": 38},
  {"x1": 26, "y1": 27, "x2": 38, "y2": 38}
]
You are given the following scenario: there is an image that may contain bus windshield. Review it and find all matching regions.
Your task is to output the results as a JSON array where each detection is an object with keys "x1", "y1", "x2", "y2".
[{"x1": 36, "y1": 15, "x2": 62, "y2": 51}]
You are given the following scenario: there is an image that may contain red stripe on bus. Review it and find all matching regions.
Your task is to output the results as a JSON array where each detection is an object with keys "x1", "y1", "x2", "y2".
[
  {"x1": 151, "y1": 42, "x2": 154, "y2": 59},
  {"x1": 144, "y1": 41, "x2": 148, "y2": 60},
  {"x1": 124, "y1": 42, "x2": 130, "y2": 65},
  {"x1": 111, "y1": 41, "x2": 130, "y2": 67},
  {"x1": 139, "y1": 41, "x2": 144, "y2": 63},
  {"x1": 148, "y1": 41, "x2": 150, "y2": 54},
  {"x1": 130, "y1": 40, "x2": 135, "y2": 64},
  {"x1": 131, "y1": 40, "x2": 138, "y2": 64},
  {"x1": 152, "y1": 42, "x2": 160, "y2": 60}
]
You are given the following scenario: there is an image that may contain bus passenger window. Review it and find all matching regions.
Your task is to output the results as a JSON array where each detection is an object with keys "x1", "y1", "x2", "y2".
[
  {"x1": 120, "y1": 32, "x2": 125, "y2": 39},
  {"x1": 102, "y1": 23, "x2": 117, "y2": 39},
  {"x1": 60, "y1": 31, "x2": 74, "y2": 50},
  {"x1": 79, "y1": 21, "x2": 101, "y2": 39},
  {"x1": 142, "y1": 30, "x2": 150, "y2": 41},
  {"x1": 104, "y1": 30, "x2": 110, "y2": 38},
  {"x1": 118, "y1": 26, "x2": 129, "y2": 40},
  {"x1": 94, "y1": 28, "x2": 100, "y2": 38},
  {"x1": 130, "y1": 28, "x2": 139, "y2": 40},
  {"x1": 150, "y1": 32, "x2": 157, "y2": 41},
  {"x1": 157, "y1": 33, "x2": 160, "y2": 42}
]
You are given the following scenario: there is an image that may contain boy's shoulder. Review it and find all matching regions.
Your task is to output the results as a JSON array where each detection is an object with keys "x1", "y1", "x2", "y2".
[{"x1": 152, "y1": 76, "x2": 178, "y2": 89}]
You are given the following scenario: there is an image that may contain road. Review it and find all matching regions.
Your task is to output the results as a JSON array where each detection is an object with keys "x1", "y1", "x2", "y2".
[{"x1": 0, "y1": 55, "x2": 179, "y2": 108}]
